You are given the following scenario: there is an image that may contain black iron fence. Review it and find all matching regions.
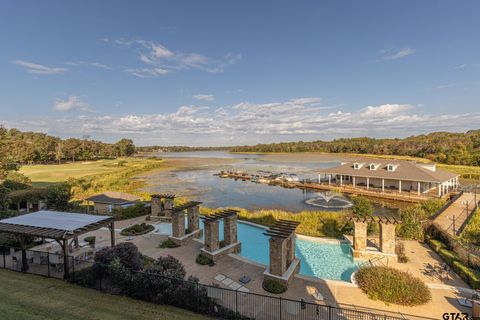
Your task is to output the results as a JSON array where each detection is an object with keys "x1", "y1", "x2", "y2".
[{"x1": 0, "y1": 246, "x2": 435, "y2": 320}]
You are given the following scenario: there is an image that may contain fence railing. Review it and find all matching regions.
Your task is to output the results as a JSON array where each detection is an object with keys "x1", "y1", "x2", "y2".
[
  {"x1": 430, "y1": 191, "x2": 464, "y2": 220},
  {"x1": 0, "y1": 245, "x2": 436, "y2": 320}
]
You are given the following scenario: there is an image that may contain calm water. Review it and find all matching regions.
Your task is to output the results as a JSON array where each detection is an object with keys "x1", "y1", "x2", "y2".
[
  {"x1": 155, "y1": 219, "x2": 358, "y2": 282},
  {"x1": 143, "y1": 151, "x2": 401, "y2": 214}
]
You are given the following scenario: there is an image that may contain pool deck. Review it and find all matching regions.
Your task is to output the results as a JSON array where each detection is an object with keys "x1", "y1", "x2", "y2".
[{"x1": 58, "y1": 216, "x2": 473, "y2": 319}]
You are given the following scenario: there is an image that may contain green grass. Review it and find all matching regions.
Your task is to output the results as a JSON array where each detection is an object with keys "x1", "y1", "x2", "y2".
[
  {"x1": 20, "y1": 158, "x2": 160, "y2": 185},
  {"x1": 0, "y1": 269, "x2": 211, "y2": 320},
  {"x1": 200, "y1": 206, "x2": 349, "y2": 238},
  {"x1": 460, "y1": 209, "x2": 480, "y2": 246}
]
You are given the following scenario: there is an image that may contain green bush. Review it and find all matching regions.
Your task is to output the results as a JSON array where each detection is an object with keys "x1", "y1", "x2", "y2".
[
  {"x1": 351, "y1": 196, "x2": 374, "y2": 218},
  {"x1": 120, "y1": 223, "x2": 154, "y2": 236},
  {"x1": 452, "y1": 261, "x2": 480, "y2": 289},
  {"x1": 397, "y1": 206, "x2": 426, "y2": 240},
  {"x1": 395, "y1": 242, "x2": 409, "y2": 263},
  {"x1": 355, "y1": 266, "x2": 431, "y2": 306},
  {"x1": 195, "y1": 254, "x2": 214, "y2": 266},
  {"x1": 159, "y1": 239, "x2": 180, "y2": 248},
  {"x1": 84, "y1": 236, "x2": 96, "y2": 246},
  {"x1": 113, "y1": 203, "x2": 149, "y2": 220},
  {"x1": 427, "y1": 238, "x2": 443, "y2": 252},
  {"x1": 262, "y1": 279, "x2": 287, "y2": 294},
  {"x1": 438, "y1": 248, "x2": 457, "y2": 265}
]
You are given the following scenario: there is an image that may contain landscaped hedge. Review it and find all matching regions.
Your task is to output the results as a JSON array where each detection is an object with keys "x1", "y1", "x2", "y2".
[
  {"x1": 355, "y1": 266, "x2": 431, "y2": 306},
  {"x1": 112, "y1": 203, "x2": 149, "y2": 220},
  {"x1": 427, "y1": 238, "x2": 480, "y2": 289},
  {"x1": 120, "y1": 223, "x2": 154, "y2": 236},
  {"x1": 262, "y1": 279, "x2": 287, "y2": 294}
]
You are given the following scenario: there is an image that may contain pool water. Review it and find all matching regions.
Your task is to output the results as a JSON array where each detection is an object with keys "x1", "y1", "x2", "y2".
[{"x1": 155, "y1": 218, "x2": 358, "y2": 282}]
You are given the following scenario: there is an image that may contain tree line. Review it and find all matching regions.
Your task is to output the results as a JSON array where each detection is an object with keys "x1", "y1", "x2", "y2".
[
  {"x1": 230, "y1": 130, "x2": 480, "y2": 166},
  {"x1": 0, "y1": 127, "x2": 135, "y2": 167}
]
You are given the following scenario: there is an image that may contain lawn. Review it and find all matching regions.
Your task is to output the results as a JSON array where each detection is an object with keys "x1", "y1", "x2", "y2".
[
  {"x1": 20, "y1": 159, "x2": 154, "y2": 185},
  {"x1": 0, "y1": 269, "x2": 211, "y2": 320}
]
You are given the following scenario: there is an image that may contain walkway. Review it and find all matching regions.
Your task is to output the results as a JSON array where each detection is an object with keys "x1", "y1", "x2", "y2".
[{"x1": 432, "y1": 192, "x2": 478, "y2": 236}]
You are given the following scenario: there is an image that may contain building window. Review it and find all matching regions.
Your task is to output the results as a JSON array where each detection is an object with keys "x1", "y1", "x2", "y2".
[
  {"x1": 354, "y1": 163, "x2": 359, "y2": 169},
  {"x1": 369, "y1": 164, "x2": 376, "y2": 170},
  {"x1": 387, "y1": 164, "x2": 394, "y2": 172}
]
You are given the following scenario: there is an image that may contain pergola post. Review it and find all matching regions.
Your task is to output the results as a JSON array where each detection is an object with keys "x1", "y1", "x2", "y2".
[
  {"x1": 268, "y1": 237, "x2": 287, "y2": 276},
  {"x1": 110, "y1": 221, "x2": 115, "y2": 247},
  {"x1": 224, "y1": 214, "x2": 238, "y2": 245},
  {"x1": 151, "y1": 195, "x2": 162, "y2": 216},
  {"x1": 171, "y1": 210, "x2": 185, "y2": 238},
  {"x1": 187, "y1": 205, "x2": 200, "y2": 236},
  {"x1": 62, "y1": 239, "x2": 69, "y2": 279},
  {"x1": 379, "y1": 223, "x2": 396, "y2": 254},
  {"x1": 203, "y1": 219, "x2": 220, "y2": 252},
  {"x1": 353, "y1": 221, "x2": 367, "y2": 255},
  {"x1": 17, "y1": 235, "x2": 29, "y2": 272}
]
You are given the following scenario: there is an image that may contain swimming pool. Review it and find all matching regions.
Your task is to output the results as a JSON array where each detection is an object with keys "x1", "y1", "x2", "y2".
[{"x1": 155, "y1": 218, "x2": 358, "y2": 282}]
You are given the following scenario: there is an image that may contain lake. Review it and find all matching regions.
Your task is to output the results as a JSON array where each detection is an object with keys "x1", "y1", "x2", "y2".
[{"x1": 140, "y1": 151, "x2": 403, "y2": 214}]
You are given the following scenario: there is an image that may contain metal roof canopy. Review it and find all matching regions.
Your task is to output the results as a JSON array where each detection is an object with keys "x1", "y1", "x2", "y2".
[
  {"x1": 264, "y1": 219, "x2": 300, "y2": 238},
  {"x1": 151, "y1": 193, "x2": 176, "y2": 199},
  {"x1": 171, "y1": 201, "x2": 202, "y2": 212},
  {"x1": 346, "y1": 215, "x2": 401, "y2": 225},
  {"x1": 0, "y1": 210, "x2": 114, "y2": 240}
]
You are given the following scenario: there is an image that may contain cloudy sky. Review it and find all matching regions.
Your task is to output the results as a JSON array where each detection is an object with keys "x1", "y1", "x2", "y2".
[{"x1": 1, "y1": 1, "x2": 479, "y2": 146}]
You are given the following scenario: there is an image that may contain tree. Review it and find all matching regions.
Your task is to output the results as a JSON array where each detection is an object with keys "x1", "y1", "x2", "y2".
[
  {"x1": 45, "y1": 183, "x2": 72, "y2": 211},
  {"x1": 352, "y1": 196, "x2": 374, "y2": 218},
  {"x1": 115, "y1": 139, "x2": 135, "y2": 157}
]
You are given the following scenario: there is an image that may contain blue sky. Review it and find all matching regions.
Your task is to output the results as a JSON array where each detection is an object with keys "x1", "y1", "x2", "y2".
[{"x1": 1, "y1": 0, "x2": 479, "y2": 146}]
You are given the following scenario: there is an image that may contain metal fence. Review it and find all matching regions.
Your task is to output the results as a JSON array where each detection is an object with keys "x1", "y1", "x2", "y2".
[{"x1": 0, "y1": 246, "x2": 435, "y2": 320}]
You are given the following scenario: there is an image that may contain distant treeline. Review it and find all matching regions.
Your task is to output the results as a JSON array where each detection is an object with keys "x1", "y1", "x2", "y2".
[
  {"x1": 135, "y1": 145, "x2": 229, "y2": 153},
  {"x1": 0, "y1": 127, "x2": 135, "y2": 165},
  {"x1": 230, "y1": 130, "x2": 480, "y2": 166}
]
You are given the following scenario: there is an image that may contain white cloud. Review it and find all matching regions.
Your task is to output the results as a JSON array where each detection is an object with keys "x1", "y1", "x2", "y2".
[
  {"x1": 193, "y1": 94, "x2": 215, "y2": 101},
  {"x1": 54, "y1": 96, "x2": 91, "y2": 112},
  {"x1": 107, "y1": 38, "x2": 241, "y2": 77},
  {"x1": 6, "y1": 97, "x2": 480, "y2": 145},
  {"x1": 13, "y1": 60, "x2": 68, "y2": 75},
  {"x1": 65, "y1": 61, "x2": 113, "y2": 70},
  {"x1": 380, "y1": 48, "x2": 415, "y2": 61}
]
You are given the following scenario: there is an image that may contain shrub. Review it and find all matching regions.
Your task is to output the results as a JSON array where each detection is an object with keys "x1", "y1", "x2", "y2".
[
  {"x1": 195, "y1": 254, "x2": 214, "y2": 266},
  {"x1": 94, "y1": 242, "x2": 142, "y2": 271},
  {"x1": 45, "y1": 183, "x2": 72, "y2": 211},
  {"x1": 452, "y1": 261, "x2": 480, "y2": 289},
  {"x1": 420, "y1": 199, "x2": 445, "y2": 216},
  {"x1": 395, "y1": 242, "x2": 409, "y2": 263},
  {"x1": 159, "y1": 239, "x2": 180, "y2": 248},
  {"x1": 120, "y1": 223, "x2": 154, "y2": 236},
  {"x1": 427, "y1": 238, "x2": 443, "y2": 252},
  {"x1": 145, "y1": 255, "x2": 186, "y2": 279},
  {"x1": 351, "y1": 196, "x2": 374, "y2": 218},
  {"x1": 84, "y1": 236, "x2": 96, "y2": 246},
  {"x1": 355, "y1": 266, "x2": 431, "y2": 306},
  {"x1": 262, "y1": 279, "x2": 287, "y2": 294},
  {"x1": 397, "y1": 206, "x2": 425, "y2": 240},
  {"x1": 113, "y1": 203, "x2": 149, "y2": 220}
]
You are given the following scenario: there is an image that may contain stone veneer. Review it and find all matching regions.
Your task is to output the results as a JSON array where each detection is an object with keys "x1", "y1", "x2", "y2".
[
  {"x1": 379, "y1": 223, "x2": 396, "y2": 254},
  {"x1": 203, "y1": 220, "x2": 220, "y2": 252},
  {"x1": 352, "y1": 221, "x2": 367, "y2": 257},
  {"x1": 223, "y1": 215, "x2": 238, "y2": 245},
  {"x1": 151, "y1": 196, "x2": 162, "y2": 216}
]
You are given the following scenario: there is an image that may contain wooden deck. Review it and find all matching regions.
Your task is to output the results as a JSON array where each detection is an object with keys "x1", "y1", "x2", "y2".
[{"x1": 219, "y1": 173, "x2": 436, "y2": 203}]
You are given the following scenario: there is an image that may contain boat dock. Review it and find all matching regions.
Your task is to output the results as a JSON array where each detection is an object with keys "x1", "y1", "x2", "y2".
[{"x1": 218, "y1": 171, "x2": 434, "y2": 203}]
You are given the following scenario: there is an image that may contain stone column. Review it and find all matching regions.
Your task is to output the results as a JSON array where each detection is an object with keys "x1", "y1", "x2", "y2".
[
  {"x1": 353, "y1": 221, "x2": 367, "y2": 252},
  {"x1": 204, "y1": 220, "x2": 220, "y2": 252},
  {"x1": 151, "y1": 196, "x2": 162, "y2": 216},
  {"x1": 164, "y1": 198, "x2": 174, "y2": 217},
  {"x1": 187, "y1": 205, "x2": 200, "y2": 233},
  {"x1": 224, "y1": 215, "x2": 238, "y2": 245},
  {"x1": 171, "y1": 210, "x2": 185, "y2": 238},
  {"x1": 379, "y1": 223, "x2": 396, "y2": 254},
  {"x1": 285, "y1": 234, "x2": 295, "y2": 266},
  {"x1": 269, "y1": 237, "x2": 287, "y2": 276}
]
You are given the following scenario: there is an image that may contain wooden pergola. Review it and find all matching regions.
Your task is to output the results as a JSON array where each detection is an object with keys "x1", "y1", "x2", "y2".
[{"x1": 0, "y1": 210, "x2": 115, "y2": 278}]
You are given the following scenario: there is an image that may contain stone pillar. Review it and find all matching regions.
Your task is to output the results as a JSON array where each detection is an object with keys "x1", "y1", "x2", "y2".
[
  {"x1": 285, "y1": 234, "x2": 295, "y2": 266},
  {"x1": 165, "y1": 198, "x2": 174, "y2": 210},
  {"x1": 187, "y1": 205, "x2": 200, "y2": 233},
  {"x1": 171, "y1": 210, "x2": 185, "y2": 238},
  {"x1": 379, "y1": 223, "x2": 396, "y2": 254},
  {"x1": 224, "y1": 215, "x2": 238, "y2": 245},
  {"x1": 204, "y1": 220, "x2": 220, "y2": 252},
  {"x1": 269, "y1": 237, "x2": 287, "y2": 276},
  {"x1": 151, "y1": 196, "x2": 162, "y2": 216},
  {"x1": 353, "y1": 221, "x2": 367, "y2": 253}
]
